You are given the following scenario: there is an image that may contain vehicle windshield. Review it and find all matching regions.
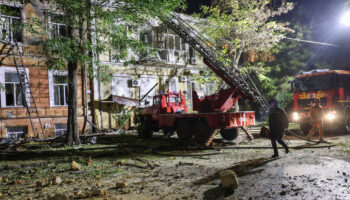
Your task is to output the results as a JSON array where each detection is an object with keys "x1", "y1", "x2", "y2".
[
  {"x1": 293, "y1": 74, "x2": 334, "y2": 93},
  {"x1": 169, "y1": 96, "x2": 181, "y2": 103}
]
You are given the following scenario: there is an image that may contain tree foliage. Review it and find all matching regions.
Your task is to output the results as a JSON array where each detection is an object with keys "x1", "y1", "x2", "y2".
[
  {"x1": 199, "y1": 0, "x2": 294, "y2": 69},
  {"x1": 251, "y1": 19, "x2": 331, "y2": 108},
  {"x1": 33, "y1": 0, "x2": 185, "y2": 145},
  {"x1": 40, "y1": 0, "x2": 185, "y2": 74}
]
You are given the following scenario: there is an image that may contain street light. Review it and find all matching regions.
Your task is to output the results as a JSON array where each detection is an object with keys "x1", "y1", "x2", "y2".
[{"x1": 341, "y1": 11, "x2": 350, "y2": 26}]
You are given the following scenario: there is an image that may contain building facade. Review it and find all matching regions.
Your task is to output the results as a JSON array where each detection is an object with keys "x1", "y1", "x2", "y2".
[
  {"x1": 0, "y1": 1, "x2": 92, "y2": 142},
  {"x1": 0, "y1": 1, "x2": 216, "y2": 139},
  {"x1": 93, "y1": 17, "x2": 216, "y2": 130}
]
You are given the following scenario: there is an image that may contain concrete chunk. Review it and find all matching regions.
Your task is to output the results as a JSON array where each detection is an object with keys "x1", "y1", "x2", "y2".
[{"x1": 220, "y1": 170, "x2": 239, "y2": 189}]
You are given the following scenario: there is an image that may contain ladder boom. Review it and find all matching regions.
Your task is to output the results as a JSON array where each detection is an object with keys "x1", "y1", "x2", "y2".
[{"x1": 162, "y1": 13, "x2": 270, "y2": 113}]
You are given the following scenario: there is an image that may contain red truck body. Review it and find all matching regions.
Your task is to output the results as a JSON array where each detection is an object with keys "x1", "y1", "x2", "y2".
[
  {"x1": 291, "y1": 69, "x2": 350, "y2": 133},
  {"x1": 137, "y1": 88, "x2": 255, "y2": 145}
]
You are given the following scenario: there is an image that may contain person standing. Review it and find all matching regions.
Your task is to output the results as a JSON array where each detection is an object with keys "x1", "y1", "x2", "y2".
[
  {"x1": 268, "y1": 99, "x2": 289, "y2": 158},
  {"x1": 306, "y1": 99, "x2": 325, "y2": 142}
]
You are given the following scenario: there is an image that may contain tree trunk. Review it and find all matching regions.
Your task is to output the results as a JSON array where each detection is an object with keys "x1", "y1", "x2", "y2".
[{"x1": 67, "y1": 61, "x2": 81, "y2": 146}]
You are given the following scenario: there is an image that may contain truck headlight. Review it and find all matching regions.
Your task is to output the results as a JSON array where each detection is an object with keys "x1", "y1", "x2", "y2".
[
  {"x1": 326, "y1": 111, "x2": 336, "y2": 120},
  {"x1": 293, "y1": 112, "x2": 300, "y2": 121}
]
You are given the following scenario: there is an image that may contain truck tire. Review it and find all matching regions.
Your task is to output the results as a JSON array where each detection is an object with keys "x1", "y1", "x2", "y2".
[
  {"x1": 193, "y1": 120, "x2": 214, "y2": 144},
  {"x1": 163, "y1": 129, "x2": 175, "y2": 137},
  {"x1": 176, "y1": 120, "x2": 193, "y2": 140},
  {"x1": 345, "y1": 109, "x2": 350, "y2": 133},
  {"x1": 220, "y1": 128, "x2": 239, "y2": 140},
  {"x1": 137, "y1": 116, "x2": 153, "y2": 139},
  {"x1": 300, "y1": 122, "x2": 312, "y2": 135}
]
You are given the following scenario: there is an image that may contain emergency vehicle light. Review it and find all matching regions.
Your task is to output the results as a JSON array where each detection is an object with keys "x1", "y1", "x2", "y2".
[{"x1": 302, "y1": 69, "x2": 330, "y2": 75}]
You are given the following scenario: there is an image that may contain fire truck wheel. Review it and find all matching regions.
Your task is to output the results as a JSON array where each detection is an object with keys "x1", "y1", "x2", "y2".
[
  {"x1": 300, "y1": 122, "x2": 312, "y2": 135},
  {"x1": 194, "y1": 120, "x2": 214, "y2": 144},
  {"x1": 137, "y1": 118, "x2": 153, "y2": 139},
  {"x1": 220, "y1": 128, "x2": 239, "y2": 140},
  {"x1": 175, "y1": 120, "x2": 193, "y2": 140},
  {"x1": 345, "y1": 110, "x2": 350, "y2": 133},
  {"x1": 163, "y1": 129, "x2": 175, "y2": 136}
]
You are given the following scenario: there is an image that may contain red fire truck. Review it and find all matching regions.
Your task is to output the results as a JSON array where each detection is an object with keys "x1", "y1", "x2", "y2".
[
  {"x1": 136, "y1": 88, "x2": 256, "y2": 145},
  {"x1": 136, "y1": 13, "x2": 270, "y2": 146},
  {"x1": 290, "y1": 69, "x2": 350, "y2": 134}
]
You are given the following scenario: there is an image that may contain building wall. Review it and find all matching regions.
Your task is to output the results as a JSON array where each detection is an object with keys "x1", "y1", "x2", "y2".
[
  {"x1": 93, "y1": 38, "x2": 209, "y2": 130},
  {"x1": 0, "y1": 1, "x2": 91, "y2": 139}
]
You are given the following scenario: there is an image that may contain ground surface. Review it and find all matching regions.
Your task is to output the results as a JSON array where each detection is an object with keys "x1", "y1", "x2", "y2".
[{"x1": 0, "y1": 128, "x2": 350, "y2": 200}]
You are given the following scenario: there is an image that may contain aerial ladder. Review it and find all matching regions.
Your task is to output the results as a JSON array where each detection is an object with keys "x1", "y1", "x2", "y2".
[{"x1": 162, "y1": 13, "x2": 269, "y2": 113}]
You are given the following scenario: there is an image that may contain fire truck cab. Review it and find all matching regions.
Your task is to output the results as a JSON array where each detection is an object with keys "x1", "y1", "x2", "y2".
[{"x1": 291, "y1": 69, "x2": 350, "y2": 134}]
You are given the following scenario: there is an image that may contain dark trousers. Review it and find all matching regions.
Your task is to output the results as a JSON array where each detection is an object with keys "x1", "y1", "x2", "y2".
[{"x1": 270, "y1": 131, "x2": 288, "y2": 155}]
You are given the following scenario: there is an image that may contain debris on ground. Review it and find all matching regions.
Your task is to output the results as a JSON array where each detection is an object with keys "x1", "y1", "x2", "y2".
[
  {"x1": 48, "y1": 193, "x2": 69, "y2": 200},
  {"x1": 52, "y1": 176, "x2": 63, "y2": 185},
  {"x1": 0, "y1": 131, "x2": 350, "y2": 199},
  {"x1": 70, "y1": 161, "x2": 81, "y2": 171},
  {"x1": 35, "y1": 180, "x2": 46, "y2": 187},
  {"x1": 85, "y1": 157, "x2": 92, "y2": 166},
  {"x1": 74, "y1": 190, "x2": 86, "y2": 198},
  {"x1": 220, "y1": 169, "x2": 239, "y2": 189},
  {"x1": 92, "y1": 188, "x2": 107, "y2": 196},
  {"x1": 116, "y1": 181, "x2": 129, "y2": 188}
]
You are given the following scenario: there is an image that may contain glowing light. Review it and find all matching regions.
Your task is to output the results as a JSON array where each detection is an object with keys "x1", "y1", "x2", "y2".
[
  {"x1": 326, "y1": 113, "x2": 335, "y2": 120},
  {"x1": 341, "y1": 12, "x2": 350, "y2": 26},
  {"x1": 293, "y1": 112, "x2": 300, "y2": 121}
]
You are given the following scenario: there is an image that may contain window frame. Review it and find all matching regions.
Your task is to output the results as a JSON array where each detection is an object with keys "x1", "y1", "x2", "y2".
[
  {"x1": 6, "y1": 126, "x2": 27, "y2": 139},
  {"x1": 48, "y1": 70, "x2": 68, "y2": 107},
  {"x1": 48, "y1": 14, "x2": 67, "y2": 39},
  {"x1": 0, "y1": 4, "x2": 23, "y2": 43},
  {"x1": 154, "y1": 27, "x2": 189, "y2": 64},
  {"x1": 0, "y1": 66, "x2": 29, "y2": 108},
  {"x1": 54, "y1": 123, "x2": 67, "y2": 138}
]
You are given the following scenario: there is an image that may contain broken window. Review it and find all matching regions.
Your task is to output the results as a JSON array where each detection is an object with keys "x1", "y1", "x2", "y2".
[
  {"x1": 140, "y1": 29, "x2": 152, "y2": 45},
  {"x1": 5, "y1": 72, "x2": 23, "y2": 107},
  {"x1": 6, "y1": 126, "x2": 27, "y2": 139},
  {"x1": 0, "y1": 5, "x2": 22, "y2": 43},
  {"x1": 54, "y1": 124, "x2": 67, "y2": 137},
  {"x1": 189, "y1": 47, "x2": 197, "y2": 64},
  {"x1": 49, "y1": 14, "x2": 66, "y2": 38},
  {"x1": 153, "y1": 26, "x2": 190, "y2": 64},
  {"x1": 175, "y1": 36, "x2": 180, "y2": 50},
  {"x1": 53, "y1": 74, "x2": 68, "y2": 106},
  {"x1": 168, "y1": 35, "x2": 174, "y2": 50}
]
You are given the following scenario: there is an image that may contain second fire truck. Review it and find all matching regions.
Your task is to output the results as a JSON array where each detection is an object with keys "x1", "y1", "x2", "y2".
[{"x1": 291, "y1": 69, "x2": 350, "y2": 134}]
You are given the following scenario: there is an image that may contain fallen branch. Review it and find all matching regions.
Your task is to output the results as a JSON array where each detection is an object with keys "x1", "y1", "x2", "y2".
[
  {"x1": 117, "y1": 162, "x2": 148, "y2": 169},
  {"x1": 219, "y1": 145, "x2": 335, "y2": 150},
  {"x1": 132, "y1": 157, "x2": 160, "y2": 169},
  {"x1": 193, "y1": 157, "x2": 278, "y2": 185},
  {"x1": 154, "y1": 151, "x2": 230, "y2": 157}
]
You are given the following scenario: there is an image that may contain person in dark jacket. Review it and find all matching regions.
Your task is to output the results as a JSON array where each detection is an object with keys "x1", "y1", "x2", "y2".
[{"x1": 268, "y1": 99, "x2": 289, "y2": 158}]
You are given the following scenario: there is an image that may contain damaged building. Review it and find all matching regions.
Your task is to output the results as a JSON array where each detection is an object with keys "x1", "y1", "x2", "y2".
[
  {"x1": 0, "y1": 1, "x2": 92, "y2": 142},
  {"x1": 93, "y1": 15, "x2": 216, "y2": 130},
  {"x1": 0, "y1": 0, "x2": 215, "y2": 142}
]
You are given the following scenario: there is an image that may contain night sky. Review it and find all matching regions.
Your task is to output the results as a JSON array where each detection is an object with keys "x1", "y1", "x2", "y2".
[
  {"x1": 185, "y1": 0, "x2": 350, "y2": 69},
  {"x1": 185, "y1": 0, "x2": 211, "y2": 14}
]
